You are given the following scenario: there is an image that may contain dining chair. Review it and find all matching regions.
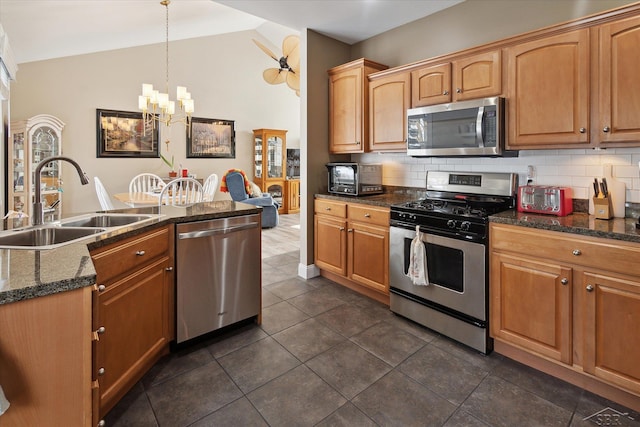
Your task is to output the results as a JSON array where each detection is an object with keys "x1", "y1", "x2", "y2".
[
  {"x1": 94, "y1": 176, "x2": 115, "y2": 210},
  {"x1": 129, "y1": 173, "x2": 166, "y2": 194},
  {"x1": 202, "y1": 173, "x2": 219, "y2": 201},
  {"x1": 158, "y1": 177, "x2": 204, "y2": 207}
]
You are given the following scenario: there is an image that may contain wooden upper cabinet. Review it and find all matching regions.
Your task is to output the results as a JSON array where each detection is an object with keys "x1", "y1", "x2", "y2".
[
  {"x1": 506, "y1": 29, "x2": 590, "y2": 149},
  {"x1": 328, "y1": 58, "x2": 388, "y2": 154},
  {"x1": 411, "y1": 50, "x2": 501, "y2": 107},
  {"x1": 452, "y1": 50, "x2": 502, "y2": 101},
  {"x1": 411, "y1": 63, "x2": 452, "y2": 107},
  {"x1": 369, "y1": 70, "x2": 411, "y2": 152},
  {"x1": 597, "y1": 15, "x2": 640, "y2": 145}
]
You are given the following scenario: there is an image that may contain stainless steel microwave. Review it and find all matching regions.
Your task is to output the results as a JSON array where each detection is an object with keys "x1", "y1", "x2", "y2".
[
  {"x1": 407, "y1": 96, "x2": 513, "y2": 157},
  {"x1": 326, "y1": 163, "x2": 383, "y2": 196}
]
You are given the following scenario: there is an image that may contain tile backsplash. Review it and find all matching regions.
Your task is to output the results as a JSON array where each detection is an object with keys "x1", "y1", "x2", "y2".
[{"x1": 355, "y1": 147, "x2": 640, "y2": 202}]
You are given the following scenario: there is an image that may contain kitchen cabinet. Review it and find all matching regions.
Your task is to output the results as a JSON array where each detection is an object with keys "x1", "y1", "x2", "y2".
[
  {"x1": 285, "y1": 178, "x2": 300, "y2": 214},
  {"x1": 314, "y1": 199, "x2": 389, "y2": 303},
  {"x1": 8, "y1": 114, "x2": 64, "y2": 221},
  {"x1": 0, "y1": 286, "x2": 94, "y2": 426},
  {"x1": 506, "y1": 29, "x2": 590, "y2": 148},
  {"x1": 490, "y1": 223, "x2": 640, "y2": 398},
  {"x1": 596, "y1": 14, "x2": 640, "y2": 145},
  {"x1": 328, "y1": 58, "x2": 388, "y2": 154},
  {"x1": 254, "y1": 128, "x2": 286, "y2": 213},
  {"x1": 90, "y1": 225, "x2": 174, "y2": 418},
  {"x1": 411, "y1": 50, "x2": 501, "y2": 107},
  {"x1": 368, "y1": 70, "x2": 411, "y2": 152}
]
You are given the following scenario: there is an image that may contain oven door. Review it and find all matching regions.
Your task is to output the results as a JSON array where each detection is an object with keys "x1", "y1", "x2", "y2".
[{"x1": 389, "y1": 225, "x2": 486, "y2": 321}]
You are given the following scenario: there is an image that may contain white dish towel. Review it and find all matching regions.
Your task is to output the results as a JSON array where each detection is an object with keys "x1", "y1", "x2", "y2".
[{"x1": 406, "y1": 225, "x2": 429, "y2": 286}]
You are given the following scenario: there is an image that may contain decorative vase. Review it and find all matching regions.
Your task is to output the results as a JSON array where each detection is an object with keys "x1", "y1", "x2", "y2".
[{"x1": 168, "y1": 171, "x2": 178, "y2": 178}]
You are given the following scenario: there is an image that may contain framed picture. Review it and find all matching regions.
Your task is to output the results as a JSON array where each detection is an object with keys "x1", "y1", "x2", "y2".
[
  {"x1": 187, "y1": 117, "x2": 235, "y2": 158},
  {"x1": 96, "y1": 109, "x2": 159, "y2": 158}
]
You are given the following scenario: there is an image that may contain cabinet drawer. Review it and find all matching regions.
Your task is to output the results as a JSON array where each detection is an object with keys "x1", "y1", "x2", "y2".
[
  {"x1": 347, "y1": 204, "x2": 389, "y2": 226},
  {"x1": 315, "y1": 199, "x2": 347, "y2": 218},
  {"x1": 490, "y1": 223, "x2": 640, "y2": 276},
  {"x1": 91, "y1": 226, "x2": 170, "y2": 284}
]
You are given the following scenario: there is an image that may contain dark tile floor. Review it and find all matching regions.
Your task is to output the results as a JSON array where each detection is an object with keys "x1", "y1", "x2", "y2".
[{"x1": 105, "y1": 216, "x2": 640, "y2": 426}]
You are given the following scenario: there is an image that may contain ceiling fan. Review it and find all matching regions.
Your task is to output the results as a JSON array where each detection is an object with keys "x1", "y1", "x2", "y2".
[{"x1": 252, "y1": 35, "x2": 300, "y2": 96}]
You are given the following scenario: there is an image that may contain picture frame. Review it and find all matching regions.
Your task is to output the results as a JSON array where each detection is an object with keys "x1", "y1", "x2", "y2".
[
  {"x1": 187, "y1": 117, "x2": 235, "y2": 158},
  {"x1": 96, "y1": 109, "x2": 159, "y2": 158}
]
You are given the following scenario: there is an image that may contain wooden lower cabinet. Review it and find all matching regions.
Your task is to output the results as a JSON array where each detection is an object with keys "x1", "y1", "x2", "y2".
[
  {"x1": 314, "y1": 198, "x2": 389, "y2": 303},
  {"x1": 0, "y1": 286, "x2": 94, "y2": 426},
  {"x1": 284, "y1": 179, "x2": 300, "y2": 214},
  {"x1": 490, "y1": 223, "x2": 640, "y2": 408},
  {"x1": 91, "y1": 225, "x2": 174, "y2": 418}
]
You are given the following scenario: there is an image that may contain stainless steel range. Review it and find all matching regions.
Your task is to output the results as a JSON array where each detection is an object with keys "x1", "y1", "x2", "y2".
[{"x1": 389, "y1": 171, "x2": 518, "y2": 354}]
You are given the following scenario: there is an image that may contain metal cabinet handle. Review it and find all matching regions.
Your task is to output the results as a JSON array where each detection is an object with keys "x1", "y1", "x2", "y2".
[
  {"x1": 165, "y1": 266, "x2": 173, "y2": 271},
  {"x1": 98, "y1": 420, "x2": 106, "y2": 427},
  {"x1": 325, "y1": 207, "x2": 331, "y2": 211},
  {"x1": 97, "y1": 326, "x2": 106, "y2": 334},
  {"x1": 586, "y1": 284, "x2": 594, "y2": 292},
  {"x1": 603, "y1": 126, "x2": 610, "y2": 133},
  {"x1": 135, "y1": 250, "x2": 146, "y2": 256},
  {"x1": 364, "y1": 213, "x2": 371, "y2": 218},
  {"x1": 572, "y1": 249, "x2": 581, "y2": 256},
  {"x1": 560, "y1": 278, "x2": 569, "y2": 285},
  {"x1": 356, "y1": 141, "x2": 361, "y2": 145},
  {"x1": 579, "y1": 127, "x2": 586, "y2": 133},
  {"x1": 98, "y1": 284, "x2": 106, "y2": 292},
  {"x1": 348, "y1": 229, "x2": 353, "y2": 233},
  {"x1": 339, "y1": 227, "x2": 345, "y2": 231},
  {"x1": 456, "y1": 88, "x2": 461, "y2": 93},
  {"x1": 443, "y1": 90, "x2": 449, "y2": 95},
  {"x1": 98, "y1": 367, "x2": 105, "y2": 376}
]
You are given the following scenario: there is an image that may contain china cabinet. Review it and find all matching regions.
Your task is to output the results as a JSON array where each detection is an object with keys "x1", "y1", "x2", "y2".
[
  {"x1": 253, "y1": 128, "x2": 287, "y2": 213},
  {"x1": 8, "y1": 114, "x2": 65, "y2": 222}
]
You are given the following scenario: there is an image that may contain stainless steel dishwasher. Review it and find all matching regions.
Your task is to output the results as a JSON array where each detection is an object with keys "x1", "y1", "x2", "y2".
[{"x1": 176, "y1": 214, "x2": 261, "y2": 344}]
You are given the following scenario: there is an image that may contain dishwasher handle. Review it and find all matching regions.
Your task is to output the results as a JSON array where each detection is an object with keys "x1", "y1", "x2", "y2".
[{"x1": 178, "y1": 221, "x2": 259, "y2": 240}]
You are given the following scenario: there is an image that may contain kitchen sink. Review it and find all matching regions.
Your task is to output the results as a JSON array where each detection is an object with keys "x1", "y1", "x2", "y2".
[
  {"x1": 0, "y1": 213, "x2": 165, "y2": 250},
  {"x1": 0, "y1": 226, "x2": 107, "y2": 249},
  {"x1": 58, "y1": 213, "x2": 160, "y2": 228}
]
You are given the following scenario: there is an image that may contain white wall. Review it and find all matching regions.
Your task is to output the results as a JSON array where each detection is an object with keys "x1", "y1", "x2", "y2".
[{"x1": 10, "y1": 30, "x2": 300, "y2": 215}]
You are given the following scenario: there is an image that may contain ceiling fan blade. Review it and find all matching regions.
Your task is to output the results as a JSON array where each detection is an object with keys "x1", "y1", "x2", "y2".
[
  {"x1": 282, "y1": 35, "x2": 299, "y2": 58},
  {"x1": 252, "y1": 38, "x2": 279, "y2": 62},
  {"x1": 286, "y1": 45, "x2": 300, "y2": 72},
  {"x1": 286, "y1": 71, "x2": 300, "y2": 92},
  {"x1": 263, "y1": 68, "x2": 286, "y2": 85}
]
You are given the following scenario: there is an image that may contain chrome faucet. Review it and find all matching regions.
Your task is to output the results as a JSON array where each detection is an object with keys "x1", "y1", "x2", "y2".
[{"x1": 33, "y1": 156, "x2": 90, "y2": 226}]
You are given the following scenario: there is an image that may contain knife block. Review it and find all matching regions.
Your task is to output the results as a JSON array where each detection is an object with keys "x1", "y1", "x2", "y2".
[{"x1": 593, "y1": 196, "x2": 613, "y2": 220}]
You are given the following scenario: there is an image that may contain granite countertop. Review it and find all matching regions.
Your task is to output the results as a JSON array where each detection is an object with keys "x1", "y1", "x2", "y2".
[
  {"x1": 0, "y1": 201, "x2": 261, "y2": 305},
  {"x1": 315, "y1": 189, "x2": 424, "y2": 208},
  {"x1": 489, "y1": 210, "x2": 640, "y2": 244}
]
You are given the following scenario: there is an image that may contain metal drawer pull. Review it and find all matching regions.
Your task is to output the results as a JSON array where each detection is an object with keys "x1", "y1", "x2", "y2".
[
  {"x1": 579, "y1": 127, "x2": 586, "y2": 133},
  {"x1": 136, "y1": 250, "x2": 146, "y2": 256},
  {"x1": 165, "y1": 266, "x2": 173, "y2": 271},
  {"x1": 364, "y1": 213, "x2": 371, "y2": 218},
  {"x1": 98, "y1": 285, "x2": 106, "y2": 292},
  {"x1": 97, "y1": 326, "x2": 106, "y2": 334},
  {"x1": 339, "y1": 227, "x2": 345, "y2": 231},
  {"x1": 98, "y1": 367, "x2": 105, "y2": 376},
  {"x1": 348, "y1": 229, "x2": 353, "y2": 233},
  {"x1": 586, "y1": 284, "x2": 594, "y2": 292},
  {"x1": 560, "y1": 278, "x2": 568, "y2": 285},
  {"x1": 603, "y1": 126, "x2": 610, "y2": 133},
  {"x1": 325, "y1": 207, "x2": 331, "y2": 210},
  {"x1": 572, "y1": 249, "x2": 581, "y2": 256}
]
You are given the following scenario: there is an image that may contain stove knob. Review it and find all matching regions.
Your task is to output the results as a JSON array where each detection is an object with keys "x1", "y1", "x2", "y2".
[
  {"x1": 447, "y1": 219, "x2": 457, "y2": 229},
  {"x1": 460, "y1": 221, "x2": 470, "y2": 231}
]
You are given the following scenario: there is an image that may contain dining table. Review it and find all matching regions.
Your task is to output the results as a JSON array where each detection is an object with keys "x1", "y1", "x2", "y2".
[{"x1": 113, "y1": 192, "x2": 161, "y2": 207}]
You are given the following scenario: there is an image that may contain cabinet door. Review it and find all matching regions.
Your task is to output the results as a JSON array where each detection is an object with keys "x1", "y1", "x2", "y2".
[
  {"x1": 286, "y1": 179, "x2": 300, "y2": 213},
  {"x1": 330, "y1": 67, "x2": 365, "y2": 153},
  {"x1": 506, "y1": 29, "x2": 589, "y2": 148},
  {"x1": 348, "y1": 221, "x2": 389, "y2": 294},
  {"x1": 598, "y1": 15, "x2": 640, "y2": 144},
  {"x1": 490, "y1": 252, "x2": 572, "y2": 363},
  {"x1": 452, "y1": 50, "x2": 502, "y2": 101},
  {"x1": 583, "y1": 272, "x2": 640, "y2": 394},
  {"x1": 314, "y1": 215, "x2": 347, "y2": 276},
  {"x1": 369, "y1": 71, "x2": 411, "y2": 152},
  {"x1": 96, "y1": 257, "x2": 171, "y2": 417},
  {"x1": 411, "y1": 63, "x2": 451, "y2": 107}
]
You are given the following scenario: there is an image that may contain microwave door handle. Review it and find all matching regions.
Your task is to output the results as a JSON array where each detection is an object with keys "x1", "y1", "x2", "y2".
[{"x1": 476, "y1": 106, "x2": 485, "y2": 147}]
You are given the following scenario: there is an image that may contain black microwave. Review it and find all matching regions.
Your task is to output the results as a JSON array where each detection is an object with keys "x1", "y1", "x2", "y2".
[
  {"x1": 407, "y1": 96, "x2": 514, "y2": 157},
  {"x1": 326, "y1": 163, "x2": 383, "y2": 196}
]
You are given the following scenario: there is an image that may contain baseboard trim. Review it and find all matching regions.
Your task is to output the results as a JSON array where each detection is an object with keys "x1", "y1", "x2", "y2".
[{"x1": 298, "y1": 263, "x2": 320, "y2": 279}]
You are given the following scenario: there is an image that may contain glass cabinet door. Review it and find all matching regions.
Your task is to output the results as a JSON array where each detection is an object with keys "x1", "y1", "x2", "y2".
[
  {"x1": 254, "y1": 135, "x2": 263, "y2": 178},
  {"x1": 11, "y1": 131, "x2": 26, "y2": 215},
  {"x1": 267, "y1": 135, "x2": 283, "y2": 178},
  {"x1": 31, "y1": 126, "x2": 61, "y2": 222}
]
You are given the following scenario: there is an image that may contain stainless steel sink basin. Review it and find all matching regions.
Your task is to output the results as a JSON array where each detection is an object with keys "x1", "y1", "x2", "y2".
[
  {"x1": 0, "y1": 226, "x2": 107, "y2": 249},
  {"x1": 59, "y1": 214, "x2": 159, "y2": 228}
]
